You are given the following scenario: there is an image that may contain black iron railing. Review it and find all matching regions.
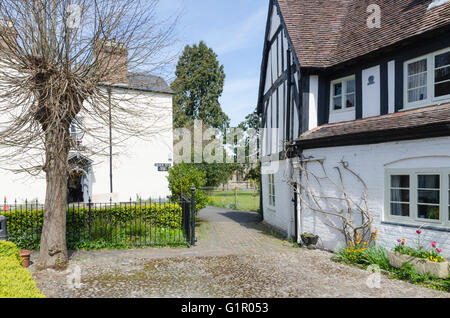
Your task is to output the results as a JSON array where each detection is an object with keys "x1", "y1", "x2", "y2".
[{"x1": 0, "y1": 190, "x2": 196, "y2": 250}]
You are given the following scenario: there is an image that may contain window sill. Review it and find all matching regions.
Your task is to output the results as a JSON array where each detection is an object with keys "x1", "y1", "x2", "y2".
[
  {"x1": 330, "y1": 108, "x2": 356, "y2": 114},
  {"x1": 382, "y1": 221, "x2": 450, "y2": 233},
  {"x1": 401, "y1": 98, "x2": 450, "y2": 112}
]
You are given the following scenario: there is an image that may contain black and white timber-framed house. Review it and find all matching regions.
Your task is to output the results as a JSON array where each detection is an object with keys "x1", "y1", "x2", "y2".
[{"x1": 257, "y1": 0, "x2": 450, "y2": 255}]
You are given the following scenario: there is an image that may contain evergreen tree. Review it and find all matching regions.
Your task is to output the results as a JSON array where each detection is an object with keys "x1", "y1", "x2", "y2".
[
  {"x1": 171, "y1": 41, "x2": 229, "y2": 129},
  {"x1": 238, "y1": 109, "x2": 261, "y2": 189}
]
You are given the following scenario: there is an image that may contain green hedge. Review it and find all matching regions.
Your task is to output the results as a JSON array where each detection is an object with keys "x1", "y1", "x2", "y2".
[
  {"x1": 0, "y1": 241, "x2": 22, "y2": 264},
  {"x1": 3, "y1": 203, "x2": 183, "y2": 250},
  {"x1": 0, "y1": 241, "x2": 45, "y2": 298}
]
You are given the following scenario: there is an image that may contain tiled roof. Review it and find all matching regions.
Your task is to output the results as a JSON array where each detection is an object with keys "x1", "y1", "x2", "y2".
[
  {"x1": 296, "y1": 103, "x2": 450, "y2": 144},
  {"x1": 278, "y1": 0, "x2": 450, "y2": 68},
  {"x1": 107, "y1": 73, "x2": 173, "y2": 94},
  {"x1": 127, "y1": 73, "x2": 173, "y2": 94}
]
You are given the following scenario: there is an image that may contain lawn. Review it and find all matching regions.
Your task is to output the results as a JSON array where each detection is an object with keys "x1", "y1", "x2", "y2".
[{"x1": 207, "y1": 190, "x2": 260, "y2": 212}]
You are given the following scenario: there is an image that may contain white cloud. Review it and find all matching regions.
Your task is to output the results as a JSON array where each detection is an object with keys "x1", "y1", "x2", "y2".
[{"x1": 214, "y1": 6, "x2": 267, "y2": 55}]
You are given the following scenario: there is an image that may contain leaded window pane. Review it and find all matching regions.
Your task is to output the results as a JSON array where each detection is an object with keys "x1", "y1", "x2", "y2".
[
  {"x1": 435, "y1": 51, "x2": 450, "y2": 69},
  {"x1": 435, "y1": 81, "x2": 450, "y2": 97},
  {"x1": 418, "y1": 175, "x2": 440, "y2": 189},
  {"x1": 346, "y1": 79, "x2": 355, "y2": 93},
  {"x1": 408, "y1": 59, "x2": 427, "y2": 75},
  {"x1": 333, "y1": 83, "x2": 342, "y2": 96},
  {"x1": 346, "y1": 94, "x2": 355, "y2": 108},
  {"x1": 391, "y1": 175, "x2": 410, "y2": 188},
  {"x1": 391, "y1": 203, "x2": 410, "y2": 217},
  {"x1": 408, "y1": 87, "x2": 427, "y2": 103}
]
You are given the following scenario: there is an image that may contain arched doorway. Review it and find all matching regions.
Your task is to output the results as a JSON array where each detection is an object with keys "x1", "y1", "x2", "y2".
[
  {"x1": 68, "y1": 153, "x2": 93, "y2": 204},
  {"x1": 68, "y1": 170, "x2": 84, "y2": 203}
]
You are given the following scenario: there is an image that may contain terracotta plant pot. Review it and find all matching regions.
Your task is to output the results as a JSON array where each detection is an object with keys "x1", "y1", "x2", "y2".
[{"x1": 20, "y1": 250, "x2": 31, "y2": 268}]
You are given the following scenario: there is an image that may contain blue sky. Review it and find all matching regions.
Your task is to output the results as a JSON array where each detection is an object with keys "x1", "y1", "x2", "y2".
[{"x1": 158, "y1": 0, "x2": 269, "y2": 126}]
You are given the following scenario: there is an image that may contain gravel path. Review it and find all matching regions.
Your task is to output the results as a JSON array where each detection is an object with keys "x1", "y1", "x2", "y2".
[{"x1": 30, "y1": 206, "x2": 449, "y2": 298}]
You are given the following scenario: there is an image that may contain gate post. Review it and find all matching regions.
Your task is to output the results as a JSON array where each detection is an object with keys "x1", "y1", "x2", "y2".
[
  {"x1": 190, "y1": 186, "x2": 196, "y2": 246},
  {"x1": 0, "y1": 215, "x2": 7, "y2": 241},
  {"x1": 88, "y1": 197, "x2": 92, "y2": 242},
  {"x1": 182, "y1": 195, "x2": 190, "y2": 244}
]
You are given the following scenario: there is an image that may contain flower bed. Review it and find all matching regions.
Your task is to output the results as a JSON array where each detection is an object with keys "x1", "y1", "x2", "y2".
[
  {"x1": 389, "y1": 231, "x2": 448, "y2": 279},
  {"x1": 333, "y1": 229, "x2": 450, "y2": 292}
]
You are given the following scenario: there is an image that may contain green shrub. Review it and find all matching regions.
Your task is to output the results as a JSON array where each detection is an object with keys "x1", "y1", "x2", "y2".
[
  {"x1": 167, "y1": 163, "x2": 208, "y2": 211},
  {"x1": 361, "y1": 246, "x2": 390, "y2": 271},
  {"x1": 0, "y1": 242, "x2": 45, "y2": 298},
  {"x1": 0, "y1": 240, "x2": 22, "y2": 264}
]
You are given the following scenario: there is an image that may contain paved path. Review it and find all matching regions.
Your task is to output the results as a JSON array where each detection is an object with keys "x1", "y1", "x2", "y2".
[{"x1": 31, "y1": 207, "x2": 449, "y2": 298}]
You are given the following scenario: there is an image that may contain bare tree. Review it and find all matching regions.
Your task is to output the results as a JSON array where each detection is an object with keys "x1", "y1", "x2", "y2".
[
  {"x1": 287, "y1": 159, "x2": 375, "y2": 246},
  {"x1": 0, "y1": 0, "x2": 178, "y2": 268}
]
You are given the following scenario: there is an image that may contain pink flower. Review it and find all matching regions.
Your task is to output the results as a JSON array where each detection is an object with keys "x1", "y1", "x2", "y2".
[
  {"x1": 416, "y1": 230, "x2": 422, "y2": 235},
  {"x1": 437, "y1": 248, "x2": 442, "y2": 254},
  {"x1": 397, "y1": 239, "x2": 402, "y2": 243},
  {"x1": 431, "y1": 242, "x2": 437, "y2": 248}
]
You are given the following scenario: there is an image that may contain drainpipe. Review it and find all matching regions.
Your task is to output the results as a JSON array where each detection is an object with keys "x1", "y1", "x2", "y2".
[
  {"x1": 108, "y1": 87, "x2": 113, "y2": 194},
  {"x1": 259, "y1": 168, "x2": 264, "y2": 221},
  {"x1": 293, "y1": 180, "x2": 299, "y2": 242},
  {"x1": 296, "y1": 150, "x2": 303, "y2": 244}
]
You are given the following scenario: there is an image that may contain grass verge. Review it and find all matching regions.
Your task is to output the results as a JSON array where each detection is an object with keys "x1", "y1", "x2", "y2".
[{"x1": 207, "y1": 190, "x2": 260, "y2": 212}]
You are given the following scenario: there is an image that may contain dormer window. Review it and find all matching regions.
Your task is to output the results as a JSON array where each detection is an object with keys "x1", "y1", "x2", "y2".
[
  {"x1": 404, "y1": 47, "x2": 450, "y2": 109},
  {"x1": 330, "y1": 76, "x2": 356, "y2": 112},
  {"x1": 435, "y1": 50, "x2": 450, "y2": 98}
]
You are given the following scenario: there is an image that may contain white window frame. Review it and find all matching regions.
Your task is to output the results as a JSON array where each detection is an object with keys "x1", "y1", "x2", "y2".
[
  {"x1": 330, "y1": 75, "x2": 356, "y2": 114},
  {"x1": 70, "y1": 117, "x2": 84, "y2": 144},
  {"x1": 384, "y1": 168, "x2": 450, "y2": 229},
  {"x1": 268, "y1": 173, "x2": 276, "y2": 207},
  {"x1": 403, "y1": 47, "x2": 450, "y2": 110}
]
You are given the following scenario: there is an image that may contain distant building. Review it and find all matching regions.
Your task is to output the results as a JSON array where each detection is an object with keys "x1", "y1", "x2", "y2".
[
  {"x1": 0, "y1": 40, "x2": 174, "y2": 204},
  {"x1": 216, "y1": 169, "x2": 257, "y2": 191}
]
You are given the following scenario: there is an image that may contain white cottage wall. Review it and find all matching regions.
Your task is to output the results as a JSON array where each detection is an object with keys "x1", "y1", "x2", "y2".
[
  {"x1": 262, "y1": 159, "x2": 296, "y2": 238},
  {"x1": 0, "y1": 86, "x2": 173, "y2": 204},
  {"x1": 299, "y1": 137, "x2": 450, "y2": 257}
]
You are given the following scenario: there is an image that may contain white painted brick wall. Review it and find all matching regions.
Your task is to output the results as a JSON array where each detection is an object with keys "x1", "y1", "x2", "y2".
[
  {"x1": 301, "y1": 136, "x2": 450, "y2": 257},
  {"x1": 262, "y1": 159, "x2": 296, "y2": 238},
  {"x1": 264, "y1": 136, "x2": 450, "y2": 258}
]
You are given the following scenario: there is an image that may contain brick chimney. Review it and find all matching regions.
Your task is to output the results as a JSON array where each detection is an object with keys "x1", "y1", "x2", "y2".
[{"x1": 95, "y1": 39, "x2": 129, "y2": 84}]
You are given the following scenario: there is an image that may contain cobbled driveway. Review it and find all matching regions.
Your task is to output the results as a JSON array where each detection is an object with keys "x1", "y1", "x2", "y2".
[{"x1": 30, "y1": 206, "x2": 449, "y2": 298}]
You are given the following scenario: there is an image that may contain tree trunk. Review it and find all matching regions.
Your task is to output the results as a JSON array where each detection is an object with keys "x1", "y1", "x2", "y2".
[{"x1": 38, "y1": 127, "x2": 70, "y2": 269}]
